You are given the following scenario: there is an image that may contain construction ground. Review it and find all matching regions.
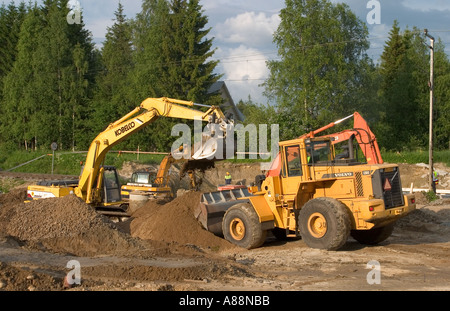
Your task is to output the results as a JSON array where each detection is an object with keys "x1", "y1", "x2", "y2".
[{"x1": 0, "y1": 161, "x2": 449, "y2": 292}]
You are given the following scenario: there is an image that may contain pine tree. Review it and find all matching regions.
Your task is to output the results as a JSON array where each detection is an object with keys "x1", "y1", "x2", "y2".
[
  {"x1": 2, "y1": 0, "x2": 93, "y2": 150},
  {"x1": 161, "y1": 0, "x2": 221, "y2": 104},
  {"x1": 433, "y1": 39, "x2": 450, "y2": 150},
  {"x1": 92, "y1": 1, "x2": 134, "y2": 136},
  {"x1": 130, "y1": 0, "x2": 221, "y2": 151},
  {"x1": 1, "y1": 4, "x2": 45, "y2": 150},
  {"x1": 131, "y1": 0, "x2": 169, "y2": 101},
  {"x1": 377, "y1": 23, "x2": 430, "y2": 150},
  {"x1": 0, "y1": 1, "x2": 27, "y2": 99}
]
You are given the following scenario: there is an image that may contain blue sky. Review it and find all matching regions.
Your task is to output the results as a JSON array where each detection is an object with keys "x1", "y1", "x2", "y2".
[{"x1": 4, "y1": 0, "x2": 450, "y2": 104}]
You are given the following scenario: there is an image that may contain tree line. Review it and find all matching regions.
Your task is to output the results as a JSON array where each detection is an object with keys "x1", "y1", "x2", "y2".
[
  {"x1": 240, "y1": 0, "x2": 450, "y2": 152},
  {"x1": 0, "y1": 0, "x2": 221, "y2": 152},
  {"x1": 1, "y1": 0, "x2": 449, "y2": 154}
]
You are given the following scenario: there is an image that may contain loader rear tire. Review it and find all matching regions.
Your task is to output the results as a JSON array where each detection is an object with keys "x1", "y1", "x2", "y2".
[
  {"x1": 222, "y1": 203, "x2": 267, "y2": 249},
  {"x1": 298, "y1": 197, "x2": 351, "y2": 251},
  {"x1": 351, "y1": 224, "x2": 394, "y2": 245}
]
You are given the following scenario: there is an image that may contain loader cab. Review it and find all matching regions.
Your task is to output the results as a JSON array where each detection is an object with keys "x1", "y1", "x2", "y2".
[
  {"x1": 280, "y1": 138, "x2": 335, "y2": 176},
  {"x1": 304, "y1": 139, "x2": 334, "y2": 165},
  {"x1": 331, "y1": 134, "x2": 364, "y2": 165},
  {"x1": 279, "y1": 137, "x2": 335, "y2": 195}
]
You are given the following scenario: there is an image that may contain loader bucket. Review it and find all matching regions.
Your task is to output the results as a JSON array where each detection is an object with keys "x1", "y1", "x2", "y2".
[{"x1": 194, "y1": 187, "x2": 253, "y2": 236}]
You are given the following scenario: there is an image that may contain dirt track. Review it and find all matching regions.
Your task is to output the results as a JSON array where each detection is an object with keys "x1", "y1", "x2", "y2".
[{"x1": 0, "y1": 162, "x2": 449, "y2": 292}]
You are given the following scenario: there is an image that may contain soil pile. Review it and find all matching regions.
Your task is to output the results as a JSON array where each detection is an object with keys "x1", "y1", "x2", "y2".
[
  {"x1": 396, "y1": 199, "x2": 450, "y2": 235},
  {"x1": 0, "y1": 187, "x2": 27, "y2": 236},
  {"x1": 5, "y1": 195, "x2": 147, "y2": 257},
  {"x1": 0, "y1": 187, "x2": 27, "y2": 206},
  {"x1": 0, "y1": 262, "x2": 63, "y2": 291},
  {"x1": 130, "y1": 191, "x2": 235, "y2": 251}
]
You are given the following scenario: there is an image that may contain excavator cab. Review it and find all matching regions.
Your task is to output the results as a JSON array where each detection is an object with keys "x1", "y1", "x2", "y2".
[
  {"x1": 101, "y1": 166, "x2": 122, "y2": 204},
  {"x1": 130, "y1": 171, "x2": 157, "y2": 185}
]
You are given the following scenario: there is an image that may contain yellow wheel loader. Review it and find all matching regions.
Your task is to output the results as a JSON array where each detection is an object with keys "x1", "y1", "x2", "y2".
[{"x1": 196, "y1": 114, "x2": 416, "y2": 250}]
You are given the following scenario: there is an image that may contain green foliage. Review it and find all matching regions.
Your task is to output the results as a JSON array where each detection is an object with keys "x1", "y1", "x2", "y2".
[
  {"x1": 424, "y1": 190, "x2": 439, "y2": 202},
  {"x1": 264, "y1": 0, "x2": 372, "y2": 137},
  {"x1": 376, "y1": 22, "x2": 428, "y2": 150},
  {"x1": 91, "y1": 2, "x2": 134, "y2": 136},
  {"x1": 1, "y1": 0, "x2": 450, "y2": 157},
  {"x1": 0, "y1": 149, "x2": 166, "y2": 175},
  {"x1": 0, "y1": 0, "x2": 221, "y2": 154},
  {"x1": 1, "y1": 1, "x2": 95, "y2": 151},
  {"x1": 374, "y1": 22, "x2": 450, "y2": 152},
  {"x1": 128, "y1": 0, "x2": 222, "y2": 151},
  {"x1": 382, "y1": 150, "x2": 450, "y2": 166}
]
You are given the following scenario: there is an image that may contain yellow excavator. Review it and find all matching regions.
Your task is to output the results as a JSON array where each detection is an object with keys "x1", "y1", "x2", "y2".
[
  {"x1": 120, "y1": 152, "x2": 202, "y2": 202},
  {"x1": 26, "y1": 97, "x2": 232, "y2": 215}
]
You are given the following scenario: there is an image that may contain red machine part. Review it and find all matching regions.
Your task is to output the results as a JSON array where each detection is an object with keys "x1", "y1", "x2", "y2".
[{"x1": 266, "y1": 112, "x2": 383, "y2": 177}]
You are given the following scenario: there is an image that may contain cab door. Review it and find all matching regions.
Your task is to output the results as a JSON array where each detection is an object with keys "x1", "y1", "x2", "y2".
[
  {"x1": 281, "y1": 144, "x2": 307, "y2": 195},
  {"x1": 102, "y1": 166, "x2": 122, "y2": 203}
]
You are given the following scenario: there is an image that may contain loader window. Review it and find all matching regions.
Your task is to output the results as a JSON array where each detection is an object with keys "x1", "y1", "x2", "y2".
[
  {"x1": 285, "y1": 145, "x2": 302, "y2": 177},
  {"x1": 306, "y1": 141, "x2": 332, "y2": 164}
]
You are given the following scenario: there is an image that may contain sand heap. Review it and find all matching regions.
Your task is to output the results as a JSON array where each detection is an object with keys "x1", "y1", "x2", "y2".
[
  {"x1": 5, "y1": 194, "x2": 145, "y2": 257},
  {"x1": 395, "y1": 198, "x2": 450, "y2": 237},
  {"x1": 129, "y1": 191, "x2": 234, "y2": 251},
  {"x1": 1, "y1": 189, "x2": 234, "y2": 257},
  {"x1": 0, "y1": 187, "x2": 28, "y2": 236}
]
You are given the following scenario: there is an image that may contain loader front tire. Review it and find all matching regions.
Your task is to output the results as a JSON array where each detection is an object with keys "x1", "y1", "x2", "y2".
[
  {"x1": 298, "y1": 198, "x2": 351, "y2": 251},
  {"x1": 222, "y1": 203, "x2": 267, "y2": 249}
]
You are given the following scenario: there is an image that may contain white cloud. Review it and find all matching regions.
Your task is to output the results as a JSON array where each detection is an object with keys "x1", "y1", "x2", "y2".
[
  {"x1": 367, "y1": 23, "x2": 391, "y2": 62},
  {"x1": 215, "y1": 11, "x2": 280, "y2": 48},
  {"x1": 401, "y1": 0, "x2": 450, "y2": 12},
  {"x1": 84, "y1": 17, "x2": 113, "y2": 41},
  {"x1": 214, "y1": 45, "x2": 271, "y2": 103}
]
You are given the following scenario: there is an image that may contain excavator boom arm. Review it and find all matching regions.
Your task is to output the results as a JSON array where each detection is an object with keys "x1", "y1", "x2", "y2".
[{"x1": 76, "y1": 97, "x2": 228, "y2": 203}]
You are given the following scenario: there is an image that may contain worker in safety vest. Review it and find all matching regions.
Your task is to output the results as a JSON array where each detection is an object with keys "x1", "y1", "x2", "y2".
[
  {"x1": 432, "y1": 170, "x2": 439, "y2": 193},
  {"x1": 225, "y1": 172, "x2": 232, "y2": 185}
]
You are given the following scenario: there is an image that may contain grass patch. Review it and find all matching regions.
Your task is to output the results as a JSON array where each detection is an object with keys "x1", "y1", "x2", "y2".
[
  {"x1": 0, "y1": 178, "x2": 25, "y2": 193},
  {"x1": 424, "y1": 190, "x2": 439, "y2": 202},
  {"x1": 0, "y1": 150, "x2": 167, "y2": 175},
  {"x1": 1, "y1": 149, "x2": 448, "y2": 175},
  {"x1": 382, "y1": 150, "x2": 450, "y2": 166}
]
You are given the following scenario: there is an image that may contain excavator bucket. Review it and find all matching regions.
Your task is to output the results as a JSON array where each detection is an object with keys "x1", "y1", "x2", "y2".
[
  {"x1": 193, "y1": 187, "x2": 253, "y2": 236},
  {"x1": 191, "y1": 121, "x2": 235, "y2": 160},
  {"x1": 192, "y1": 134, "x2": 218, "y2": 160}
]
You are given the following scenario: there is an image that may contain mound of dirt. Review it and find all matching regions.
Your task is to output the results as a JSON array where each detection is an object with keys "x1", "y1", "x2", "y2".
[
  {"x1": 396, "y1": 200, "x2": 450, "y2": 234},
  {"x1": 0, "y1": 262, "x2": 63, "y2": 291},
  {"x1": 0, "y1": 188, "x2": 27, "y2": 236},
  {"x1": 0, "y1": 187, "x2": 27, "y2": 206},
  {"x1": 130, "y1": 191, "x2": 235, "y2": 251},
  {"x1": 5, "y1": 195, "x2": 150, "y2": 257}
]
